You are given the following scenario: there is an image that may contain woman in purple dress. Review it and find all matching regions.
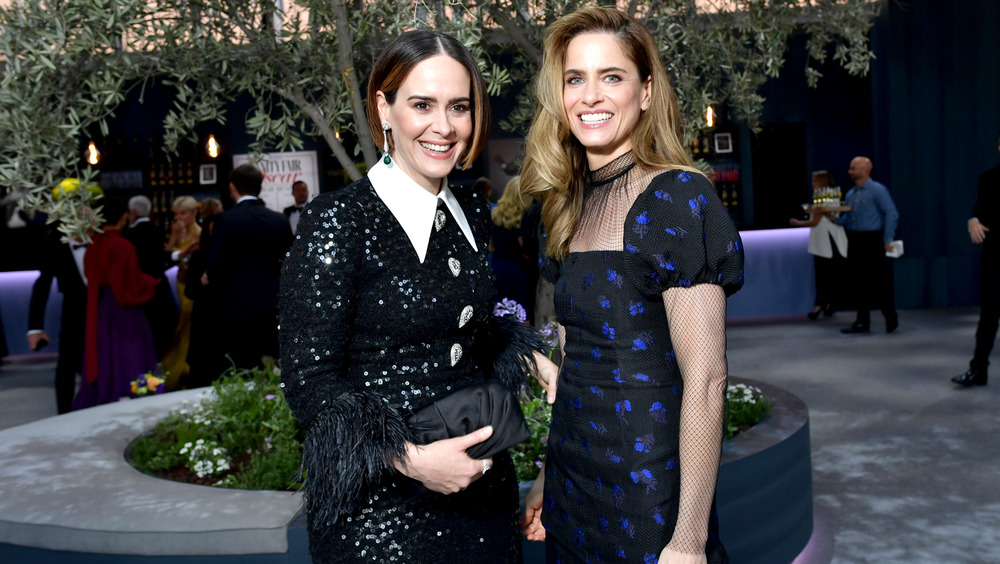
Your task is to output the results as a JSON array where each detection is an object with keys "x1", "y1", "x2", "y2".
[{"x1": 74, "y1": 197, "x2": 160, "y2": 410}]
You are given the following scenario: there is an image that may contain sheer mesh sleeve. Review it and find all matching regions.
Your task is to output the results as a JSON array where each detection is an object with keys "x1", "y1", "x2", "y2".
[
  {"x1": 623, "y1": 171, "x2": 744, "y2": 297},
  {"x1": 661, "y1": 283, "x2": 728, "y2": 558},
  {"x1": 620, "y1": 171, "x2": 742, "y2": 557}
]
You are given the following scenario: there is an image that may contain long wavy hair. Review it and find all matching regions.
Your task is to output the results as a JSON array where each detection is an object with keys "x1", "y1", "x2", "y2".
[
  {"x1": 491, "y1": 176, "x2": 528, "y2": 229},
  {"x1": 519, "y1": 6, "x2": 699, "y2": 260}
]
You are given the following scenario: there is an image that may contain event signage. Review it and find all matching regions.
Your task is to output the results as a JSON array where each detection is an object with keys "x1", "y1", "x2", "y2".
[{"x1": 232, "y1": 150, "x2": 319, "y2": 211}]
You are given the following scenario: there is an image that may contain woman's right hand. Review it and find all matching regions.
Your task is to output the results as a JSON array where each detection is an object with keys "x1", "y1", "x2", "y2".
[{"x1": 393, "y1": 426, "x2": 494, "y2": 494}]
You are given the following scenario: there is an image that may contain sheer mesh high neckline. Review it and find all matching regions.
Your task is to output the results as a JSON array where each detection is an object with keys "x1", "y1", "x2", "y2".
[
  {"x1": 589, "y1": 151, "x2": 637, "y2": 186},
  {"x1": 571, "y1": 151, "x2": 658, "y2": 253}
]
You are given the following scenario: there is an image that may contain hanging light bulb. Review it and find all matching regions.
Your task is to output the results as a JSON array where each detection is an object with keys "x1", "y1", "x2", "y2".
[
  {"x1": 206, "y1": 134, "x2": 220, "y2": 158},
  {"x1": 86, "y1": 141, "x2": 100, "y2": 165},
  {"x1": 705, "y1": 106, "x2": 715, "y2": 128}
]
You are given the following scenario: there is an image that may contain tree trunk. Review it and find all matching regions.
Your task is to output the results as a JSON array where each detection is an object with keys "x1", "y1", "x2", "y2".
[{"x1": 330, "y1": 0, "x2": 377, "y2": 177}]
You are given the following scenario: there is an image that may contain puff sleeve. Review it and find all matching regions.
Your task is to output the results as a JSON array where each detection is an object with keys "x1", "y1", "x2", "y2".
[
  {"x1": 537, "y1": 228, "x2": 561, "y2": 284},
  {"x1": 279, "y1": 188, "x2": 412, "y2": 528},
  {"x1": 623, "y1": 170, "x2": 744, "y2": 298}
]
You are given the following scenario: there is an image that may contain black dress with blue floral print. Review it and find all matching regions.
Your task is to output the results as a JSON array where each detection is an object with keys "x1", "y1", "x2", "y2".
[{"x1": 540, "y1": 155, "x2": 743, "y2": 564}]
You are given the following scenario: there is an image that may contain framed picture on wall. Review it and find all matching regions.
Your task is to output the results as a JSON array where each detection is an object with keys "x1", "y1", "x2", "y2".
[
  {"x1": 199, "y1": 164, "x2": 217, "y2": 185},
  {"x1": 714, "y1": 133, "x2": 733, "y2": 154}
]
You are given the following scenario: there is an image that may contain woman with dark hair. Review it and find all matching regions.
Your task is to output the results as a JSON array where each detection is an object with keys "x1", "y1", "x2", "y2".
[
  {"x1": 789, "y1": 170, "x2": 848, "y2": 319},
  {"x1": 279, "y1": 30, "x2": 554, "y2": 563},
  {"x1": 73, "y1": 196, "x2": 160, "y2": 409},
  {"x1": 519, "y1": 7, "x2": 743, "y2": 563}
]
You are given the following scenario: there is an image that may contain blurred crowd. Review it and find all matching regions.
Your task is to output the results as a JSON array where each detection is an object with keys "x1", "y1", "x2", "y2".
[{"x1": 26, "y1": 164, "x2": 293, "y2": 412}]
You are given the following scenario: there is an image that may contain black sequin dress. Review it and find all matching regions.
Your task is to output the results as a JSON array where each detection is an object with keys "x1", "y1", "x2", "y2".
[
  {"x1": 539, "y1": 153, "x2": 744, "y2": 563},
  {"x1": 280, "y1": 165, "x2": 544, "y2": 563}
]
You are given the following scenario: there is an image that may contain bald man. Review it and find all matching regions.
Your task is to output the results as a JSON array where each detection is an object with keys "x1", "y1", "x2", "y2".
[{"x1": 837, "y1": 156, "x2": 900, "y2": 334}]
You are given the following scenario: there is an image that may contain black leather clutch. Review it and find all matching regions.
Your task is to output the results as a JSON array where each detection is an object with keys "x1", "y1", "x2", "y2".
[{"x1": 407, "y1": 381, "x2": 530, "y2": 460}]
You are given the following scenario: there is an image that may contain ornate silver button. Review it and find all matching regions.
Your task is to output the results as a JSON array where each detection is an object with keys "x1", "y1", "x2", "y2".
[
  {"x1": 450, "y1": 343, "x2": 463, "y2": 366},
  {"x1": 458, "y1": 305, "x2": 473, "y2": 328},
  {"x1": 448, "y1": 257, "x2": 461, "y2": 277},
  {"x1": 435, "y1": 209, "x2": 447, "y2": 232}
]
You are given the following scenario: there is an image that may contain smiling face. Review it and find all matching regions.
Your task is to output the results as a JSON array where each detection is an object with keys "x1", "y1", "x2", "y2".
[
  {"x1": 562, "y1": 32, "x2": 651, "y2": 170},
  {"x1": 377, "y1": 55, "x2": 473, "y2": 194}
]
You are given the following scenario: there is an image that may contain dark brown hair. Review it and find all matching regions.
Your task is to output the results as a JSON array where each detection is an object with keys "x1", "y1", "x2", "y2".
[
  {"x1": 365, "y1": 31, "x2": 490, "y2": 169},
  {"x1": 230, "y1": 163, "x2": 264, "y2": 196}
]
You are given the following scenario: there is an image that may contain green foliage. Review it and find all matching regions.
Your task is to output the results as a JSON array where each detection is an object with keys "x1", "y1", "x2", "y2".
[
  {"x1": 510, "y1": 378, "x2": 554, "y2": 482},
  {"x1": 510, "y1": 377, "x2": 773, "y2": 482},
  {"x1": 128, "y1": 360, "x2": 303, "y2": 491},
  {"x1": 724, "y1": 382, "x2": 773, "y2": 441},
  {"x1": 1, "y1": 0, "x2": 879, "y2": 241}
]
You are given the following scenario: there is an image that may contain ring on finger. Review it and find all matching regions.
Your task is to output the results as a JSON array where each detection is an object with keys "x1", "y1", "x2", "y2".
[{"x1": 482, "y1": 459, "x2": 491, "y2": 475}]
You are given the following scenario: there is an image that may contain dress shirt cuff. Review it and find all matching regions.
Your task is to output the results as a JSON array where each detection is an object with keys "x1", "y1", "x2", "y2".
[
  {"x1": 27, "y1": 329, "x2": 44, "y2": 336},
  {"x1": 171, "y1": 250, "x2": 181, "y2": 262}
]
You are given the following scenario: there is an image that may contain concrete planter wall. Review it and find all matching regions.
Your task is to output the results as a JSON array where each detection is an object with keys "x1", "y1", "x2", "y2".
[
  {"x1": 519, "y1": 377, "x2": 813, "y2": 564},
  {"x1": 0, "y1": 378, "x2": 809, "y2": 564},
  {"x1": 717, "y1": 378, "x2": 813, "y2": 564}
]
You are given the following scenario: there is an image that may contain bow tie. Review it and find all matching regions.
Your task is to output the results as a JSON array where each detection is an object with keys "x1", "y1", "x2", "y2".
[
  {"x1": 294, "y1": 206, "x2": 304, "y2": 211},
  {"x1": 71, "y1": 242, "x2": 89, "y2": 251}
]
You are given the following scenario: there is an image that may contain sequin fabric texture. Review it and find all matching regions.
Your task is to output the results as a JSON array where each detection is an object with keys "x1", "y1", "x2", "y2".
[
  {"x1": 280, "y1": 178, "x2": 522, "y2": 563},
  {"x1": 539, "y1": 152, "x2": 744, "y2": 563}
]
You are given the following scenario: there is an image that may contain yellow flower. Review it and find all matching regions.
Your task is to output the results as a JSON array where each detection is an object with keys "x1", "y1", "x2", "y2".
[{"x1": 52, "y1": 178, "x2": 103, "y2": 202}]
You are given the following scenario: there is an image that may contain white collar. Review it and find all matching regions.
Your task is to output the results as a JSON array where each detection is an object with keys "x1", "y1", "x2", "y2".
[
  {"x1": 129, "y1": 217, "x2": 150, "y2": 228},
  {"x1": 236, "y1": 195, "x2": 259, "y2": 204},
  {"x1": 368, "y1": 159, "x2": 478, "y2": 263}
]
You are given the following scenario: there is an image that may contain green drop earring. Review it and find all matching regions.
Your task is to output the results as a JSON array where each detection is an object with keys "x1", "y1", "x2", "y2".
[{"x1": 382, "y1": 123, "x2": 391, "y2": 165}]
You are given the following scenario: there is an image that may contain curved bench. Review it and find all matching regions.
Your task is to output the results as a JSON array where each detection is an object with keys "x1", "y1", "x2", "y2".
[
  {"x1": 0, "y1": 389, "x2": 307, "y2": 562},
  {"x1": 0, "y1": 379, "x2": 812, "y2": 563}
]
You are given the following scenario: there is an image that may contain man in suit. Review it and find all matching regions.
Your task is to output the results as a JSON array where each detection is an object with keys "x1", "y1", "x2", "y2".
[
  {"x1": 953, "y1": 137, "x2": 1000, "y2": 387},
  {"x1": 123, "y1": 195, "x2": 179, "y2": 357},
  {"x1": 206, "y1": 164, "x2": 293, "y2": 370},
  {"x1": 28, "y1": 229, "x2": 87, "y2": 414},
  {"x1": 282, "y1": 180, "x2": 310, "y2": 235}
]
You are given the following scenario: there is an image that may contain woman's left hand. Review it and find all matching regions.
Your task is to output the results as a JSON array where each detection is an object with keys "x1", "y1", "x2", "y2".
[
  {"x1": 532, "y1": 351, "x2": 559, "y2": 404},
  {"x1": 521, "y1": 470, "x2": 546, "y2": 541}
]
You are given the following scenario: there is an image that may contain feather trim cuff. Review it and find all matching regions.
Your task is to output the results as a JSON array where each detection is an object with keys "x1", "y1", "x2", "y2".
[
  {"x1": 302, "y1": 391, "x2": 412, "y2": 529},
  {"x1": 484, "y1": 315, "x2": 549, "y2": 392}
]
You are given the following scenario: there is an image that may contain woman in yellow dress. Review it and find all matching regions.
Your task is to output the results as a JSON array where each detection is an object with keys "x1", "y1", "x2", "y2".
[{"x1": 161, "y1": 195, "x2": 201, "y2": 389}]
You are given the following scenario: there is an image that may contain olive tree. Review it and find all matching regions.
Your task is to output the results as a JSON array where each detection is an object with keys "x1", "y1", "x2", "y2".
[{"x1": 0, "y1": 0, "x2": 879, "y2": 240}]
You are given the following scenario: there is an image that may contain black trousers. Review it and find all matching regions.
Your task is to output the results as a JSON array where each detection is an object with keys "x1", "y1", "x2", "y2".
[
  {"x1": 56, "y1": 302, "x2": 86, "y2": 414},
  {"x1": 846, "y1": 230, "x2": 896, "y2": 325},
  {"x1": 813, "y1": 238, "x2": 847, "y2": 308},
  {"x1": 972, "y1": 242, "x2": 1000, "y2": 371}
]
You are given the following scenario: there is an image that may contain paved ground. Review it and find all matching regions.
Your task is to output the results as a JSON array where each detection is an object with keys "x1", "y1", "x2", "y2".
[{"x1": 2, "y1": 307, "x2": 998, "y2": 563}]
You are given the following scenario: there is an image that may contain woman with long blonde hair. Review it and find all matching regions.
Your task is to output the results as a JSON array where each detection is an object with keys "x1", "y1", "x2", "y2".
[
  {"x1": 519, "y1": 7, "x2": 744, "y2": 564},
  {"x1": 160, "y1": 195, "x2": 201, "y2": 388}
]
